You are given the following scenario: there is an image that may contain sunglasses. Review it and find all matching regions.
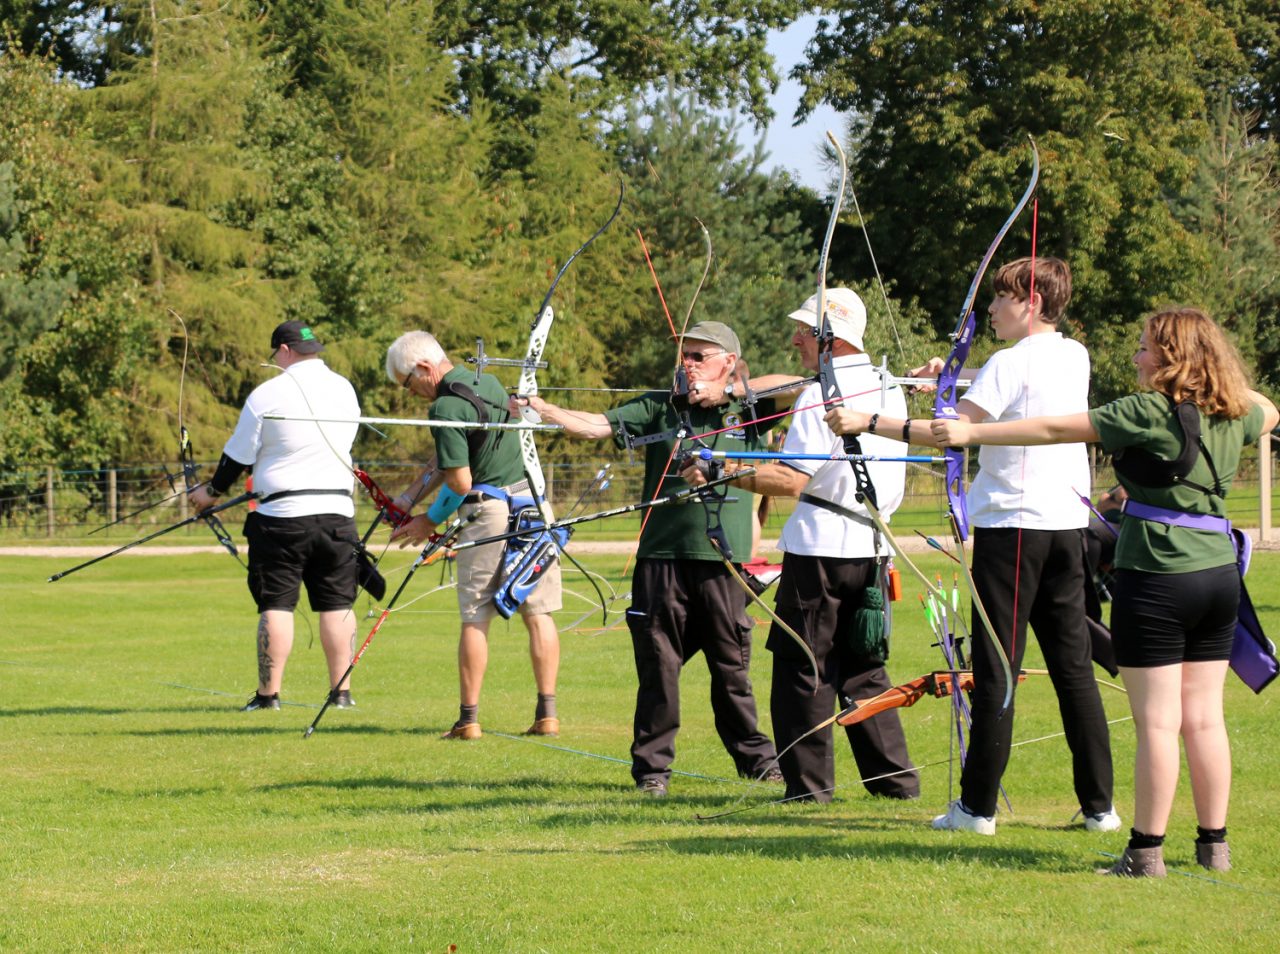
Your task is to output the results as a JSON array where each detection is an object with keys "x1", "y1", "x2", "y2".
[
  {"x1": 401, "y1": 367, "x2": 418, "y2": 390},
  {"x1": 681, "y1": 349, "x2": 724, "y2": 364}
]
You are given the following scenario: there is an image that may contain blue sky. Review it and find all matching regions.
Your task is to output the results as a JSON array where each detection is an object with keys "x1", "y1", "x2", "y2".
[{"x1": 749, "y1": 16, "x2": 844, "y2": 192}]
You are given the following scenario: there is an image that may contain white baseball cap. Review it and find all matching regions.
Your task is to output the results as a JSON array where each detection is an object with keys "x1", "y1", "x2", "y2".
[{"x1": 787, "y1": 287, "x2": 867, "y2": 350}]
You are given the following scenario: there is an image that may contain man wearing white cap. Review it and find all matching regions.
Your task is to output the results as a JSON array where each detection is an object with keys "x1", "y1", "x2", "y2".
[{"x1": 688, "y1": 288, "x2": 920, "y2": 801}]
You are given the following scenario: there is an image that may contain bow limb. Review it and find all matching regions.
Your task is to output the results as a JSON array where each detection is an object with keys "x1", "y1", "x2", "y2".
[
  {"x1": 517, "y1": 182, "x2": 625, "y2": 526},
  {"x1": 171, "y1": 310, "x2": 246, "y2": 567},
  {"x1": 931, "y1": 140, "x2": 1039, "y2": 714},
  {"x1": 855, "y1": 477, "x2": 1015, "y2": 714},
  {"x1": 716, "y1": 549, "x2": 819, "y2": 681},
  {"x1": 934, "y1": 139, "x2": 1040, "y2": 543}
]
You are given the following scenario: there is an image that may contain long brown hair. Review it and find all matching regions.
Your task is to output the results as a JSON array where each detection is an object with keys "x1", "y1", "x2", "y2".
[{"x1": 1143, "y1": 307, "x2": 1252, "y2": 418}]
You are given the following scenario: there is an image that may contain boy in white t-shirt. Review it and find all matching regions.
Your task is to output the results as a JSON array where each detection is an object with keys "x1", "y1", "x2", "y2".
[{"x1": 825, "y1": 257, "x2": 1116, "y2": 835}]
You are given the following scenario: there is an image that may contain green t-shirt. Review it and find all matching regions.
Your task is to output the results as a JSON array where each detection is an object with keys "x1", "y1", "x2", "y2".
[
  {"x1": 604, "y1": 392, "x2": 776, "y2": 561},
  {"x1": 1089, "y1": 392, "x2": 1265, "y2": 573},
  {"x1": 430, "y1": 367, "x2": 526, "y2": 486}
]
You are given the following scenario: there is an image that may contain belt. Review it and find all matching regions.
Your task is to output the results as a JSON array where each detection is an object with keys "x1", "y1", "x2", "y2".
[
  {"x1": 1121, "y1": 499, "x2": 1231, "y2": 534},
  {"x1": 798, "y1": 492, "x2": 874, "y2": 528}
]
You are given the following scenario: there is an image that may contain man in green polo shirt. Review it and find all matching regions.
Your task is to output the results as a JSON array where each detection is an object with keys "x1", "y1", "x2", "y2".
[
  {"x1": 521, "y1": 321, "x2": 780, "y2": 797},
  {"x1": 386, "y1": 331, "x2": 563, "y2": 740}
]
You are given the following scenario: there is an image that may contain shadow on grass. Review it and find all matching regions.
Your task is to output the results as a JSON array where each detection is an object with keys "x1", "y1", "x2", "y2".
[
  {"x1": 110, "y1": 722, "x2": 478, "y2": 738},
  {"x1": 631, "y1": 829, "x2": 1072, "y2": 869},
  {"x1": 0, "y1": 704, "x2": 234, "y2": 718},
  {"x1": 257, "y1": 774, "x2": 623, "y2": 798}
]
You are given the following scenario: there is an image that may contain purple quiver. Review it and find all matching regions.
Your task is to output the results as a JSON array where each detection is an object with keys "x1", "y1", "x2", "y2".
[{"x1": 1231, "y1": 528, "x2": 1278, "y2": 693}]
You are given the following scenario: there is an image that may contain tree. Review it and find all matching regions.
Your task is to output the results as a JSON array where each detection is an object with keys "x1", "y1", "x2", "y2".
[
  {"x1": 610, "y1": 90, "x2": 817, "y2": 388},
  {"x1": 0, "y1": 50, "x2": 151, "y2": 468},
  {"x1": 1208, "y1": 0, "x2": 1280, "y2": 138},
  {"x1": 794, "y1": 1, "x2": 1249, "y2": 401},
  {"x1": 1172, "y1": 100, "x2": 1280, "y2": 389}
]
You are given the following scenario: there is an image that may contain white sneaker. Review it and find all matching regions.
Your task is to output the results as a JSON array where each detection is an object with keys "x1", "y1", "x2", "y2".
[
  {"x1": 931, "y1": 799, "x2": 996, "y2": 835},
  {"x1": 1084, "y1": 807, "x2": 1122, "y2": 832}
]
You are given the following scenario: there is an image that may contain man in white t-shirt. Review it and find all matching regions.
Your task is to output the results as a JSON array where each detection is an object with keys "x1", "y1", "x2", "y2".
[
  {"x1": 189, "y1": 321, "x2": 361, "y2": 712},
  {"x1": 697, "y1": 288, "x2": 919, "y2": 801},
  {"x1": 826, "y1": 258, "x2": 1116, "y2": 834}
]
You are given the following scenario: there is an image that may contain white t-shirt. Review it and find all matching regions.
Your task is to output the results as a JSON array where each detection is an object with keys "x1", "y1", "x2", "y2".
[
  {"x1": 778, "y1": 354, "x2": 907, "y2": 559},
  {"x1": 223, "y1": 359, "x2": 359, "y2": 518},
  {"x1": 963, "y1": 332, "x2": 1090, "y2": 530}
]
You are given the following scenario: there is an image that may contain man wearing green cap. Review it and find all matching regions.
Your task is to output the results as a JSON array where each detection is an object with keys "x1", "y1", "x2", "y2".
[{"x1": 519, "y1": 321, "x2": 781, "y2": 797}]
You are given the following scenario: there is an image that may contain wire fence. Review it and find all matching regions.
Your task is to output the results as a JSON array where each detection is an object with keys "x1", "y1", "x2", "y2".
[{"x1": 1, "y1": 440, "x2": 1275, "y2": 545}]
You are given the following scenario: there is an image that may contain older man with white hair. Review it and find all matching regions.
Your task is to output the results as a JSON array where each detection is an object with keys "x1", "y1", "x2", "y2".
[{"x1": 385, "y1": 330, "x2": 563, "y2": 741}]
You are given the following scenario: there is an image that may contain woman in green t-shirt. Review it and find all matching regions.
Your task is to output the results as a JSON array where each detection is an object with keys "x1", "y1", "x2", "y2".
[{"x1": 922, "y1": 307, "x2": 1278, "y2": 879}]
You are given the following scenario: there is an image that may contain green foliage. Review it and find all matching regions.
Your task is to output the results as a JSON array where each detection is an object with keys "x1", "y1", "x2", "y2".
[
  {"x1": 0, "y1": 161, "x2": 77, "y2": 379},
  {"x1": 1171, "y1": 100, "x2": 1280, "y2": 390},
  {"x1": 1208, "y1": 0, "x2": 1280, "y2": 137},
  {"x1": 0, "y1": 50, "x2": 153, "y2": 467},
  {"x1": 796, "y1": 1, "x2": 1258, "y2": 402},
  {"x1": 0, "y1": 1, "x2": 114, "y2": 86},
  {"x1": 612, "y1": 89, "x2": 816, "y2": 387},
  {"x1": 433, "y1": 0, "x2": 803, "y2": 126}
]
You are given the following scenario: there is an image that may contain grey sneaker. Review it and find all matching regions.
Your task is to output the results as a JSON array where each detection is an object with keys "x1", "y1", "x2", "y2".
[
  {"x1": 1195, "y1": 841, "x2": 1231, "y2": 872},
  {"x1": 932, "y1": 799, "x2": 996, "y2": 835},
  {"x1": 1084, "y1": 808, "x2": 1122, "y2": 832},
  {"x1": 637, "y1": 777, "x2": 668, "y2": 798},
  {"x1": 333, "y1": 690, "x2": 355, "y2": 709},
  {"x1": 1097, "y1": 846, "x2": 1167, "y2": 878}
]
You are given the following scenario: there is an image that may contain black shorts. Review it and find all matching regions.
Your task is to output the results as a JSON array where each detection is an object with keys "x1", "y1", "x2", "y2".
[
  {"x1": 244, "y1": 512, "x2": 359, "y2": 613},
  {"x1": 1109, "y1": 564, "x2": 1239, "y2": 667}
]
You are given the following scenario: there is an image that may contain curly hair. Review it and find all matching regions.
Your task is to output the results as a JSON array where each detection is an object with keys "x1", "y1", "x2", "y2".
[{"x1": 1143, "y1": 307, "x2": 1252, "y2": 419}]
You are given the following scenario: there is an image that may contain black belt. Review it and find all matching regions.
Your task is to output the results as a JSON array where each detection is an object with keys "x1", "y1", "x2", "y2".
[
  {"x1": 258, "y1": 488, "x2": 354, "y2": 503},
  {"x1": 462, "y1": 491, "x2": 504, "y2": 504}
]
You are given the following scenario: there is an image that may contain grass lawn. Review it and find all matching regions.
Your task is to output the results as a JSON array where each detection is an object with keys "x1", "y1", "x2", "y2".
[{"x1": 3, "y1": 549, "x2": 1279, "y2": 952}]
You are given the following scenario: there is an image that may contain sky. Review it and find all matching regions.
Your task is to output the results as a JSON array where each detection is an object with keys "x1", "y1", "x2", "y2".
[{"x1": 748, "y1": 16, "x2": 844, "y2": 192}]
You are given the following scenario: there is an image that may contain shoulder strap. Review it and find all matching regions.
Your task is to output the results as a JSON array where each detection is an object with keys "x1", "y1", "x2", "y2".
[
  {"x1": 1112, "y1": 397, "x2": 1222, "y2": 498},
  {"x1": 438, "y1": 379, "x2": 508, "y2": 460}
]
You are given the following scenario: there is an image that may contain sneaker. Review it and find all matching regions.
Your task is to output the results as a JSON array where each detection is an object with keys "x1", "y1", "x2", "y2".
[
  {"x1": 1084, "y1": 807, "x2": 1122, "y2": 833},
  {"x1": 637, "y1": 777, "x2": 668, "y2": 798},
  {"x1": 441, "y1": 721, "x2": 482, "y2": 740},
  {"x1": 1097, "y1": 846, "x2": 1166, "y2": 878},
  {"x1": 240, "y1": 692, "x2": 280, "y2": 712},
  {"x1": 1195, "y1": 841, "x2": 1231, "y2": 872},
  {"x1": 333, "y1": 690, "x2": 355, "y2": 709},
  {"x1": 932, "y1": 799, "x2": 996, "y2": 835}
]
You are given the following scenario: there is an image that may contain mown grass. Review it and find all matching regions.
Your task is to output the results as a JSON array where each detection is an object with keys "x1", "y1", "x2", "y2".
[{"x1": 3, "y1": 550, "x2": 1279, "y2": 952}]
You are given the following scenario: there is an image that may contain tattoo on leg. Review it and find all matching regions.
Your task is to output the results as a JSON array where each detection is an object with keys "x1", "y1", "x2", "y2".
[{"x1": 257, "y1": 614, "x2": 273, "y2": 687}]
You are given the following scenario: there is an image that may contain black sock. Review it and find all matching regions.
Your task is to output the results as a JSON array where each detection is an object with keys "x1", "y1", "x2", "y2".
[
  {"x1": 1128, "y1": 829, "x2": 1165, "y2": 850},
  {"x1": 458, "y1": 703, "x2": 478, "y2": 726},
  {"x1": 536, "y1": 693, "x2": 556, "y2": 720},
  {"x1": 1196, "y1": 825, "x2": 1227, "y2": 845}
]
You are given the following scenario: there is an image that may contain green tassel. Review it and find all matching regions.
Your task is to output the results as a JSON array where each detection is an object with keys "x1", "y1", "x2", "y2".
[{"x1": 849, "y1": 585, "x2": 889, "y2": 662}]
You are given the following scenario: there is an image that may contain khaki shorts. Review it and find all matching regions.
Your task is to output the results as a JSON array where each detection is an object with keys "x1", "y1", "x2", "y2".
[{"x1": 456, "y1": 497, "x2": 563, "y2": 623}]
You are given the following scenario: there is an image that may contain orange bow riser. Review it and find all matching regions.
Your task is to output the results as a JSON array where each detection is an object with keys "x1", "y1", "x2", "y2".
[{"x1": 836, "y1": 670, "x2": 1030, "y2": 727}]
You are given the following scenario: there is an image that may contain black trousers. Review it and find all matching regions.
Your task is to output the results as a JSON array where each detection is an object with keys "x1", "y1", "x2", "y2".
[
  {"x1": 961, "y1": 527, "x2": 1114, "y2": 818},
  {"x1": 627, "y1": 559, "x2": 777, "y2": 783},
  {"x1": 766, "y1": 554, "x2": 919, "y2": 802}
]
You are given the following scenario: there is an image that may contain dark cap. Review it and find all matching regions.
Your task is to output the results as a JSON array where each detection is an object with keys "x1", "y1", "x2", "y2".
[
  {"x1": 676, "y1": 320, "x2": 741, "y2": 355},
  {"x1": 270, "y1": 320, "x2": 324, "y2": 355}
]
